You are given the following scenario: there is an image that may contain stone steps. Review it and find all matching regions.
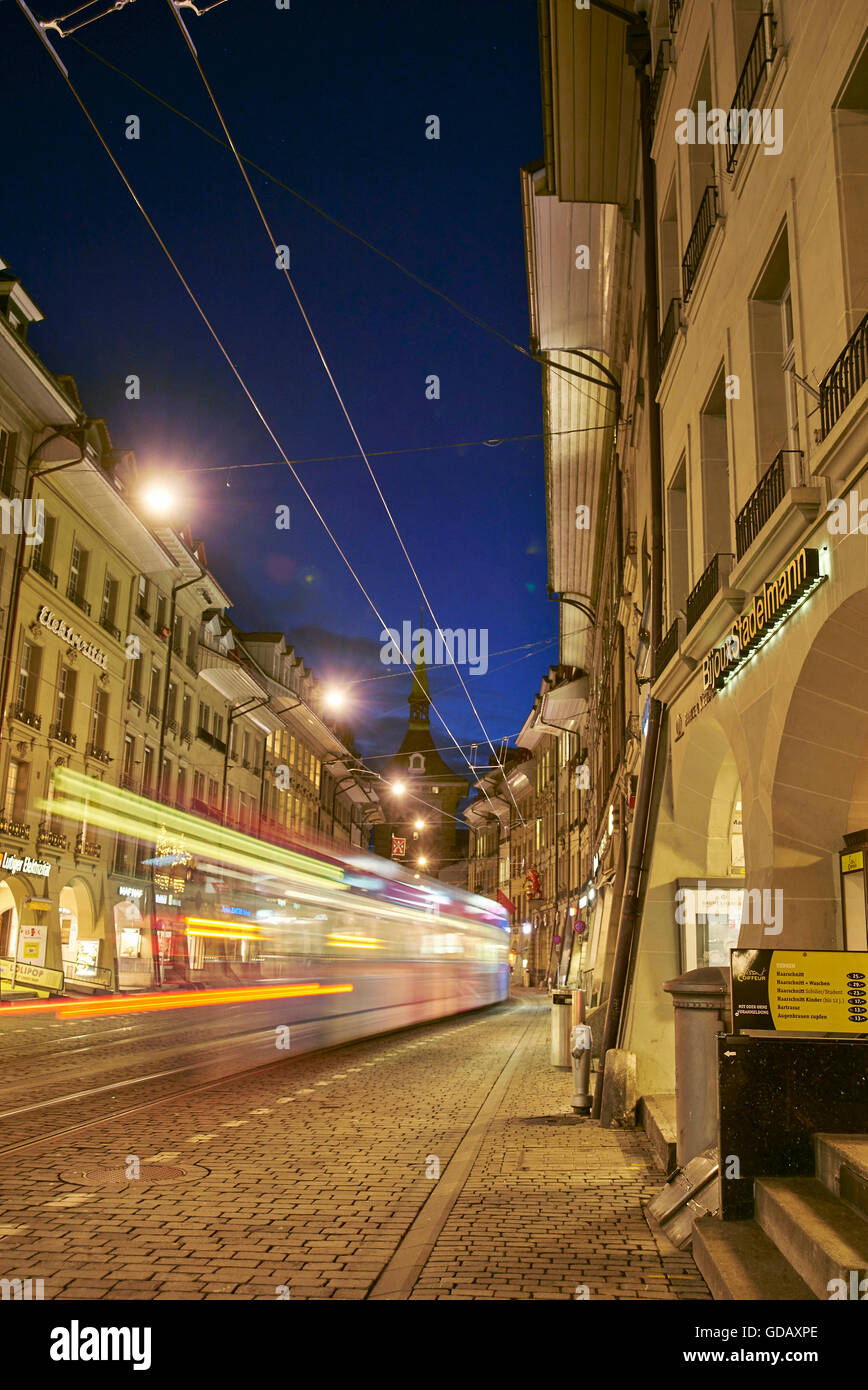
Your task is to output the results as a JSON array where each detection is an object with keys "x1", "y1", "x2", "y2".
[{"x1": 693, "y1": 1216, "x2": 816, "y2": 1300}]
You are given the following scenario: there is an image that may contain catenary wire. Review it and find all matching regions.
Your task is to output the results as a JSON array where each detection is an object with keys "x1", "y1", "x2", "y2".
[
  {"x1": 15, "y1": 4, "x2": 511, "y2": 832},
  {"x1": 164, "y1": 1, "x2": 527, "y2": 826}
]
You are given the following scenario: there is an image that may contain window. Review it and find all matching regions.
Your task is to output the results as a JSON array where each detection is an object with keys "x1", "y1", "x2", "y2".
[
  {"x1": 199, "y1": 702, "x2": 210, "y2": 734},
  {"x1": 182, "y1": 692, "x2": 192, "y2": 735},
  {"x1": 167, "y1": 681, "x2": 177, "y2": 724},
  {"x1": 208, "y1": 777, "x2": 220, "y2": 809},
  {"x1": 55, "y1": 666, "x2": 77, "y2": 734},
  {"x1": 748, "y1": 230, "x2": 799, "y2": 465},
  {"x1": 136, "y1": 574, "x2": 148, "y2": 608},
  {"x1": 186, "y1": 627, "x2": 197, "y2": 668},
  {"x1": 833, "y1": 42, "x2": 868, "y2": 327},
  {"x1": 314, "y1": 757, "x2": 321, "y2": 790},
  {"x1": 176, "y1": 765, "x2": 187, "y2": 805},
  {"x1": 155, "y1": 594, "x2": 167, "y2": 633},
  {"x1": 3, "y1": 759, "x2": 28, "y2": 821},
  {"x1": 666, "y1": 457, "x2": 689, "y2": 621},
  {"x1": 31, "y1": 511, "x2": 56, "y2": 573},
  {"x1": 0, "y1": 428, "x2": 18, "y2": 495},
  {"x1": 122, "y1": 734, "x2": 135, "y2": 784},
  {"x1": 148, "y1": 665, "x2": 161, "y2": 718},
  {"x1": 160, "y1": 757, "x2": 171, "y2": 800},
  {"x1": 101, "y1": 573, "x2": 118, "y2": 625},
  {"x1": 142, "y1": 746, "x2": 155, "y2": 797},
  {"x1": 699, "y1": 367, "x2": 732, "y2": 564},
  {"x1": 193, "y1": 769, "x2": 206, "y2": 804},
  {"x1": 241, "y1": 730, "x2": 250, "y2": 766},
  {"x1": 213, "y1": 713, "x2": 224, "y2": 745},
  {"x1": 16, "y1": 641, "x2": 40, "y2": 712},
  {"x1": 69, "y1": 543, "x2": 88, "y2": 602},
  {"x1": 90, "y1": 689, "x2": 108, "y2": 750},
  {"x1": 289, "y1": 734, "x2": 296, "y2": 768}
]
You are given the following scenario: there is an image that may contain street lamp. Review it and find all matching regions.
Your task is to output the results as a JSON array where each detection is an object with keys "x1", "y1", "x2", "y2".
[{"x1": 392, "y1": 781, "x2": 406, "y2": 796}]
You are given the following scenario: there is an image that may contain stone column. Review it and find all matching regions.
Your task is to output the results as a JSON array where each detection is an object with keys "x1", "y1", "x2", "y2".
[{"x1": 663, "y1": 966, "x2": 729, "y2": 1166}]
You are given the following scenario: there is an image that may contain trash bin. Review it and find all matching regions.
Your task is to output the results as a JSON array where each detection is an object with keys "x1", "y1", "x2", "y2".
[{"x1": 551, "y1": 991, "x2": 572, "y2": 1068}]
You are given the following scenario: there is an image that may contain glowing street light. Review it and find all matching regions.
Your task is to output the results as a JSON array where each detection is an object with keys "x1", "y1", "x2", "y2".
[
  {"x1": 414, "y1": 819, "x2": 425, "y2": 831},
  {"x1": 143, "y1": 484, "x2": 176, "y2": 516},
  {"x1": 323, "y1": 687, "x2": 345, "y2": 710},
  {"x1": 522, "y1": 922, "x2": 532, "y2": 935},
  {"x1": 392, "y1": 781, "x2": 406, "y2": 796},
  {"x1": 417, "y1": 855, "x2": 428, "y2": 868}
]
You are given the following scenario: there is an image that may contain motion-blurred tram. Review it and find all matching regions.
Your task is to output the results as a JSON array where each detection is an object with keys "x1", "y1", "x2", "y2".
[{"x1": 52, "y1": 769, "x2": 510, "y2": 1045}]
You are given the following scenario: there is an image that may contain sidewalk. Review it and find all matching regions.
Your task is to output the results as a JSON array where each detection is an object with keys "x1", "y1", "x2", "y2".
[{"x1": 400, "y1": 989, "x2": 712, "y2": 1300}]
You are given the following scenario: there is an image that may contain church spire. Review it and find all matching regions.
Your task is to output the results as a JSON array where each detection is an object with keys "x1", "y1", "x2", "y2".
[{"x1": 408, "y1": 606, "x2": 430, "y2": 727}]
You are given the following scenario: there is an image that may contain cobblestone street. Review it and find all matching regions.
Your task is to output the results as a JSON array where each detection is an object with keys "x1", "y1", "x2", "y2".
[{"x1": 0, "y1": 992, "x2": 710, "y2": 1301}]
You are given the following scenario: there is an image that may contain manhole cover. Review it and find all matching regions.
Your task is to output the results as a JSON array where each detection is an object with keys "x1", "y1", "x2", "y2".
[{"x1": 63, "y1": 1163, "x2": 201, "y2": 1185}]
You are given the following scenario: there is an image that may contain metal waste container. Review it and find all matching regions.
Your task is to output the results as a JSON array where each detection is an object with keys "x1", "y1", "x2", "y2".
[{"x1": 551, "y1": 991, "x2": 572, "y2": 1068}]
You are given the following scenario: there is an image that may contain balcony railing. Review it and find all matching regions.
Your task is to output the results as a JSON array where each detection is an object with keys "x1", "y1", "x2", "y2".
[
  {"x1": 120, "y1": 773, "x2": 137, "y2": 791},
  {"x1": 669, "y1": 0, "x2": 683, "y2": 32},
  {"x1": 686, "y1": 553, "x2": 734, "y2": 632},
  {"x1": 100, "y1": 615, "x2": 121, "y2": 641},
  {"x1": 86, "y1": 743, "x2": 112, "y2": 764},
  {"x1": 30, "y1": 556, "x2": 58, "y2": 587},
  {"x1": 197, "y1": 727, "x2": 214, "y2": 747},
  {"x1": 66, "y1": 583, "x2": 91, "y2": 616},
  {"x1": 49, "y1": 723, "x2": 76, "y2": 748},
  {"x1": 735, "y1": 450, "x2": 804, "y2": 560},
  {"x1": 75, "y1": 833, "x2": 101, "y2": 859},
  {"x1": 649, "y1": 39, "x2": 671, "y2": 130},
  {"x1": 147, "y1": 703, "x2": 161, "y2": 721},
  {"x1": 819, "y1": 310, "x2": 868, "y2": 441},
  {"x1": 165, "y1": 717, "x2": 178, "y2": 736},
  {"x1": 726, "y1": 7, "x2": 777, "y2": 173},
  {"x1": 682, "y1": 185, "x2": 719, "y2": 300},
  {"x1": 186, "y1": 654, "x2": 198, "y2": 673},
  {"x1": 128, "y1": 689, "x2": 143, "y2": 708},
  {"x1": 13, "y1": 703, "x2": 41, "y2": 730},
  {"x1": 0, "y1": 814, "x2": 29, "y2": 841},
  {"x1": 180, "y1": 726, "x2": 193, "y2": 746},
  {"x1": 654, "y1": 618, "x2": 679, "y2": 677},
  {"x1": 658, "y1": 297, "x2": 682, "y2": 375},
  {"x1": 38, "y1": 821, "x2": 68, "y2": 851}
]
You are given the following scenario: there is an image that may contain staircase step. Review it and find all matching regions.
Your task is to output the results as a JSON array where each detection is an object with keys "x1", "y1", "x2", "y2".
[
  {"x1": 639, "y1": 1093, "x2": 677, "y2": 1174},
  {"x1": 814, "y1": 1134, "x2": 868, "y2": 1218},
  {"x1": 693, "y1": 1216, "x2": 816, "y2": 1301},
  {"x1": 755, "y1": 1176, "x2": 868, "y2": 1299}
]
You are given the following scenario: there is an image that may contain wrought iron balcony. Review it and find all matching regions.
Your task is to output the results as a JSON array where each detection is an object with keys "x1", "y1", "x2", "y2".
[
  {"x1": 197, "y1": 727, "x2": 214, "y2": 747},
  {"x1": 49, "y1": 723, "x2": 76, "y2": 748},
  {"x1": 75, "y1": 833, "x2": 101, "y2": 859},
  {"x1": 147, "y1": 703, "x2": 161, "y2": 721},
  {"x1": 820, "y1": 310, "x2": 868, "y2": 441},
  {"x1": 120, "y1": 773, "x2": 137, "y2": 791},
  {"x1": 649, "y1": 39, "x2": 671, "y2": 130},
  {"x1": 13, "y1": 703, "x2": 41, "y2": 730},
  {"x1": 654, "y1": 618, "x2": 679, "y2": 678},
  {"x1": 100, "y1": 615, "x2": 121, "y2": 641},
  {"x1": 686, "y1": 553, "x2": 734, "y2": 632},
  {"x1": 0, "y1": 814, "x2": 29, "y2": 840},
  {"x1": 30, "y1": 555, "x2": 58, "y2": 587},
  {"x1": 86, "y1": 743, "x2": 112, "y2": 764},
  {"x1": 726, "y1": 7, "x2": 777, "y2": 173},
  {"x1": 682, "y1": 185, "x2": 719, "y2": 301},
  {"x1": 735, "y1": 450, "x2": 804, "y2": 560},
  {"x1": 165, "y1": 716, "x2": 179, "y2": 736},
  {"x1": 66, "y1": 583, "x2": 91, "y2": 616},
  {"x1": 38, "y1": 821, "x2": 68, "y2": 851},
  {"x1": 658, "y1": 297, "x2": 682, "y2": 375},
  {"x1": 180, "y1": 726, "x2": 193, "y2": 746}
]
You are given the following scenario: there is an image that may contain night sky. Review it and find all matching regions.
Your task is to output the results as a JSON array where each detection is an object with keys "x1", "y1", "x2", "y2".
[{"x1": 3, "y1": 0, "x2": 554, "y2": 765}]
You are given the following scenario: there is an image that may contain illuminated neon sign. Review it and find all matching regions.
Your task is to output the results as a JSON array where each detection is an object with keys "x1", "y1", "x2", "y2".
[{"x1": 702, "y1": 547, "x2": 825, "y2": 691}]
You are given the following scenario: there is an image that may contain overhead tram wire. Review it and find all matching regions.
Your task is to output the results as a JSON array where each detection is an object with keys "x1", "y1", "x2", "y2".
[
  {"x1": 171, "y1": 425, "x2": 615, "y2": 478},
  {"x1": 164, "y1": 0, "x2": 527, "y2": 828},
  {"x1": 14, "y1": 2, "x2": 510, "y2": 834},
  {"x1": 68, "y1": 35, "x2": 619, "y2": 424}
]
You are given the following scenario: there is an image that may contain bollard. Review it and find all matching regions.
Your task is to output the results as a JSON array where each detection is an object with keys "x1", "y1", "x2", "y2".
[
  {"x1": 663, "y1": 966, "x2": 729, "y2": 1167},
  {"x1": 569, "y1": 987, "x2": 592, "y2": 1114},
  {"x1": 550, "y1": 991, "x2": 572, "y2": 1068}
]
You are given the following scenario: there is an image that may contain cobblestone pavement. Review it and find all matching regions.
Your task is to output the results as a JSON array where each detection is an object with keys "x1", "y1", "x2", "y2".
[{"x1": 0, "y1": 990, "x2": 710, "y2": 1300}]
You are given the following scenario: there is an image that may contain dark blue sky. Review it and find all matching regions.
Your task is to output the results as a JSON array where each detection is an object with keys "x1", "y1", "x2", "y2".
[{"x1": 3, "y1": 0, "x2": 554, "y2": 762}]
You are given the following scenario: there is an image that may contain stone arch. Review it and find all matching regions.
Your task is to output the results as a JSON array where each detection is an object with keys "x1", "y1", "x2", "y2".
[{"x1": 765, "y1": 586, "x2": 868, "y2": 948}]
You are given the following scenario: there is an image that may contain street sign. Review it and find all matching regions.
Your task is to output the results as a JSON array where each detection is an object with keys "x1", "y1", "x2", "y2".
[{"x1": 731, "y1": 949, "x2": 868, "y2": 1034}]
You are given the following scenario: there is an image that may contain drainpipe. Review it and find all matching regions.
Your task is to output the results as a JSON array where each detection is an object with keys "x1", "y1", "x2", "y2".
[{"x1": 592, "y1": 12, "x2": 667, "y2": 1117}]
